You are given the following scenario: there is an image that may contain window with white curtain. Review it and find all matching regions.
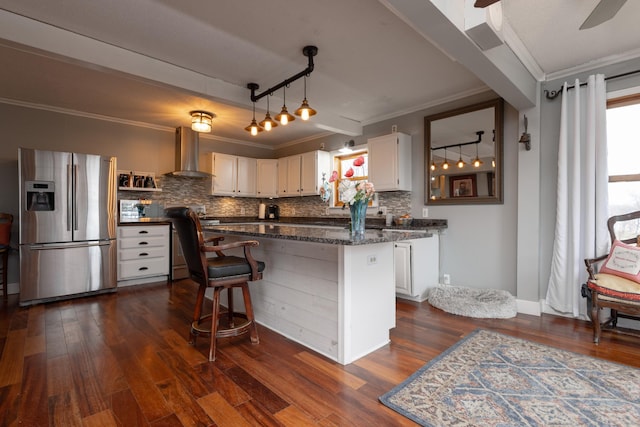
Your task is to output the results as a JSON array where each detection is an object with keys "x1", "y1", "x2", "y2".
[{"x1": 607, "y1": 91, "x2": 640, "y2": 217}]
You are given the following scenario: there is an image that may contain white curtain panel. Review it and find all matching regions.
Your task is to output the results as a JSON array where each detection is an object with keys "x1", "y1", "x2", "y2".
[{"x1": 546, "y1": 74, "x2": 609, "y2": 317}]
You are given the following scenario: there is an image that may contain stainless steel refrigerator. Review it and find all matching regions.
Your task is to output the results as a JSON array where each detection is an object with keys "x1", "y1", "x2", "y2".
[{"x1": 18, "y1": 148, "x2": 117, "y2": 306}]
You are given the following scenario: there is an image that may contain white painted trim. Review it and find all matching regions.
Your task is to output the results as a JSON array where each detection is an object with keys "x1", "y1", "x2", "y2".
[{"x1": 515, "y1": 298, "x2": 541, "y2": 316}]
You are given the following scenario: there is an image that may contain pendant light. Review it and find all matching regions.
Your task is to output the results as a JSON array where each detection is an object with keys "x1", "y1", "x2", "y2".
[
  {"x1": 430, "y1": 159, "x2": 436, "y2": 171},
  {"x1": 473, "y1": 142, "x2": 483, "y2": 167},
  {"x1": 190, "y1": 110, "x2": 214, "y2": 133},
  {"x1": 457, "y1": 145, "x2": 466, "y2": 168},
  {"x1": 244, "y1": 102, "x2": 263, "y2": 136},
  {"x1": 259, "y1": 94, "x2": 278, "y2": 131},
  {"x1": 275, "y1": 86, "x2": 295, "y2": 125},
  {"x1": 294, "y1": 76, "x2": 316, "y2": 120},
  {"x1": 442, "y1": 149, "x2": 450, "y2": 170}
]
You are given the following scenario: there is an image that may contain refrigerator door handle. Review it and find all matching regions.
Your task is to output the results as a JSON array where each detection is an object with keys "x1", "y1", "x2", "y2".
[
  {"x1": 73, "y1": 165, "x2": 79, "y2": 231},
  {"x1": 28, "y1": 241, "x2": 113, "y2": 250},
  {"x1": 67, "y1": 164, "x2": 73, "y2": 231}
]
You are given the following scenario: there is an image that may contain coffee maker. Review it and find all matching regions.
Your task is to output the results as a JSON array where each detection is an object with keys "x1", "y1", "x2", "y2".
[{"x1": 267, "y1": 204, "x2": 279, "y2": 219}]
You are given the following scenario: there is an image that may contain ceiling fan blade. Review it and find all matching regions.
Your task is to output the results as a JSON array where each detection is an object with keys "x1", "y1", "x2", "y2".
[
  {"x1": 474, "y1": 0, "x2": 500, "y2": 7},
  {"x1": 580, "y1": 0, "x2": 627, "y2": 30}
]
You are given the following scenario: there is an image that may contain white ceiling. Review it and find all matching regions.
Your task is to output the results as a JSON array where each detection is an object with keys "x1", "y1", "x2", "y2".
[{"x1": 0, "y1": 0, "x2": 639, "y2": 149}]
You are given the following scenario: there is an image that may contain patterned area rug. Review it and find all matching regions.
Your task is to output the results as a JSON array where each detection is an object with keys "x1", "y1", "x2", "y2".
[{"x1": 380, "y1": 329, "x2": 640, "y2": 426}]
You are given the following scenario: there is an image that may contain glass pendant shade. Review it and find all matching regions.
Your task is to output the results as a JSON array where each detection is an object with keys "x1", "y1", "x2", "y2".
[
  {"x1": 473, "y1": 143, "x2": 483, "y2": 167},
  {"x1": 430, "y1": 161, "x2": 436, "y2": 171},
  {"x1": 190, "y1": 110, "x2": 213, "y2": 133},
  {"x1": 442, "y1": 150, "x2": 449, "y2": 170}
]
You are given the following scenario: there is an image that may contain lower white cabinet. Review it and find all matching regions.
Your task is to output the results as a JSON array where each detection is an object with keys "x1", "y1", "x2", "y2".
[
  {"x1": 394, "y1": 234, "x2": 439, "y2": 301},
  {"x1": 117, "y1": 224, "x2": 170, "y2": 284}
]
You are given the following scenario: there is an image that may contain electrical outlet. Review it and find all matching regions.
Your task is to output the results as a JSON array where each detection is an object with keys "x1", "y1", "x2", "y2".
[
  {"x1": 443, "y1": 274, "x2": 451, "y2": 285},
  {"x1": 367, "y1": 255, "x2": 377, "y2": 265},
  {"x1": 292, "y1": 208, "x2": 296, "y2": 215},
  {"x1": 422, "y1": 207, "x2": 429, "y2": 218},
  {"x1": 380, "y1": 206, "x2": 388, "y2": 215},
  {"x1": 240, "y1": 207, "x2": 245, "y2": 215}
]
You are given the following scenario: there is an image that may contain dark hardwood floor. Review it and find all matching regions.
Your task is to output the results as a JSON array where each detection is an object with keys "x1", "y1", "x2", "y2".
[{"x1": 1, "y1": 280, "x2": 640, "y2": 426}]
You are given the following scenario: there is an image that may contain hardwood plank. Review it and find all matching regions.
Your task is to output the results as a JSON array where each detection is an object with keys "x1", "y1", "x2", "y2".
[
  {"x1": 275, "y1": 405, "x2": 319, "y2": 426},
  {"x1": 235, "y1": 400, "x2": 283, "y2": 427},
  {"x1": 0, "y1": 382, "x2": 21, "y2": 425},
  {"x1": 0, "y1": 328, "x2": 26, "y2": 387},
  {"x1": 197, "y1": 391, "x2": 252, "y2": 427},
  {"x1": 16, "y1": 353, "x2": 49, "y2": 426},
  {"x1": 155, "y1": 377, "x2": 213, "y2": 426},
  {"x1": 48, "y1": 389, "x2": 83, "y2": 427},
  {"x1": 224, "y1": 365, "x2": 290, "y2": 414},
  {"x1": 160, "y1": 328, "x2": 208, "y2": 367},
  {"x1": 82, "y1": 409, "x2": 119, "y2": 427},
  {"x1": 47, "y1": 354, "x2": 74, "y2": 397},
  {"x1": 109, "y1": 388, "x2": 150, "y2": 427},
  {"x1": 294, "y1": 351, "x2": 367, "y2": 390},
  {"x1": 193, "y1": 361, "x2": 251, "y2": 407}
]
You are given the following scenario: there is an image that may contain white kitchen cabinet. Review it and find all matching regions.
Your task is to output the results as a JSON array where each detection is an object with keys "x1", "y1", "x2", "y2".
[
  {"x1": 394, "y1": 234, "x2": 439, "y2": 301},
  {"x1": 117, "y1": 224, "x2": 170, "y2": 285},
  {"x1": 210, "y1": 153, "x2": 257, "y2": 197},
  {"x1": 368, "y1": 132, "x2": 412, "y2": 191},
  {"x1": 256, "y1": 159, "x2": 278, "y2": 198},
  {"x1": 277, "y1": 150, "x2": 330, "y2": 197}
]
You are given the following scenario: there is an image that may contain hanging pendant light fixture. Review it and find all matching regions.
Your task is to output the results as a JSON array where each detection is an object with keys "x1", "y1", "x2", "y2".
[
  {"x1": 295, "y1": 76, "x2": 316, "y2": 120},
  {"x1": 473, "y1": 142, "x2": 483, "y2": 167},
  {"x1": 430, "y1": 159, "x2": 437, "y2": 171},
  {"x1": 190, "y1": 110, "x2": 214, "y2": 133},
  {"x1": 246, "y1": 46, "x2": 318, "y2": 133},
  {"x1": 442, "y1": 149, "x2": 450, "y2": 170},
  {"x1": 457, "y1": 145, "x2": 466, "y2": 168},
  {"x1": 275, "y1": 85, "x2": 295, "y2": 125},
  {"x1": 259, "y1": 94, "x2": 278, "y2": 131},
  {"x1": 244, "y1": 102, "x2": 263, "y2": 136}
]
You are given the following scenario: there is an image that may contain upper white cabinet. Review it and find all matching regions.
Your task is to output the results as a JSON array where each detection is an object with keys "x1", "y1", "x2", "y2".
[
  {"x1": 210, "y1": 153, "x2": 257, "y2": 197},
  {"x1": 278, "y1": 151, "x2": 330, "y2": 197},
  {"x1": 256, "y1": 159, "x2": 278, "y2": 198},
  {"x1": 368, "y1": 132, "x2": 412, "y2": 191}
]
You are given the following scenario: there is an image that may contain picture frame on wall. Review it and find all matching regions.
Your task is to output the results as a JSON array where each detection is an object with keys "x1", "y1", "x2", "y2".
[{"x1": 450, "y1": 174, "x2": 477, "y2": 197}]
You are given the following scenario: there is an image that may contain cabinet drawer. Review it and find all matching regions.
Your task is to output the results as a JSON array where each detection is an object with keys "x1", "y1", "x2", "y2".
[
  {"x1": 118, "y1": 235, "x2": 167, "y2": 249},
  {"x1": 119, "y1": 246, "x2": 167, "y2": 261},
  {"x1": 118, "y1": 225, "x2": 169, "y2": 239},
  {"x1": 118, "y1": 258, "x2": 169, "y2": 279}
]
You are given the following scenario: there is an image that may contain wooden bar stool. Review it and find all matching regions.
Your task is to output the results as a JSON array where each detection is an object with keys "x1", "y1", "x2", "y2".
[
  {"x1": 166, "y1": 207, "x2": 265, "y2": 361},
  {"x1": 0, "y1": 213, "x2": 13, "y2": 300}
]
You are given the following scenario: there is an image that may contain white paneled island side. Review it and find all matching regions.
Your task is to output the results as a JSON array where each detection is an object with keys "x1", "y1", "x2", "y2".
[{"x1": 201, "y1": 223, "x2": 438, "y2": 364}]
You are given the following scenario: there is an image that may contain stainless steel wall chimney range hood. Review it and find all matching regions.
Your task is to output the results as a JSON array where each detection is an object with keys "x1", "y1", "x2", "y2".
[{"x1": 167, "y1": 126, "x2": 211, "y2": 178}]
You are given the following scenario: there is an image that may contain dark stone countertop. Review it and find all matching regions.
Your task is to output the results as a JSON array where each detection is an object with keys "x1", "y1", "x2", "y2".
[{"x1": 201, "y1": 222, "x2": 438, "y2": 246}]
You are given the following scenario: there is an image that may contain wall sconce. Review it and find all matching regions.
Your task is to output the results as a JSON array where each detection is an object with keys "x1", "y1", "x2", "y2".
[
  {"x1": 190, "y1": 110, "x2": 214, "y2": 133},
  {"x1": 246, "y1": 45, "x2": 318, "y2": 134},
  {"x1": 519, "y1": 115, "x2": 531, "y2": 151},
  {"x1": 339, "y1": 139, "x2": 355, "y2": 153}
]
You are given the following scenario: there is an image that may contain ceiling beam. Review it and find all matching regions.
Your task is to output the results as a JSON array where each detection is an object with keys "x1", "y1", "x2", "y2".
[
  {"x1": 380, "y1": 0, "x2": 538, "y2": 110},
  {"x1": 0, "y1": 9, "x2": 362, "y2": 137}
]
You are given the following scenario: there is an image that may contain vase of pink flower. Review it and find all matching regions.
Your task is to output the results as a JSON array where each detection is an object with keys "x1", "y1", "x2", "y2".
[{"x1": 328, "y1": 155, "x2": 375, "y2": 237}]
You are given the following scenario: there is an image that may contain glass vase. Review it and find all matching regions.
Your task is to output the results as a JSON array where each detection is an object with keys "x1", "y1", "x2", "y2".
[{"x1": 349, "y1": 200, "x2": 367, "y2": 237}]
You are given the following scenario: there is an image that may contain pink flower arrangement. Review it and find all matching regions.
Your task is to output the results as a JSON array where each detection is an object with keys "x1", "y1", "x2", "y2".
[{"x1": 329, "y1": 156, "x2": 375, "y2": 206}]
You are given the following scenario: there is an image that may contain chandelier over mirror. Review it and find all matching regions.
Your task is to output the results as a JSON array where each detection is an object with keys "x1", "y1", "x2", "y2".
[{"x1": 246, "y1": 45, "x2": 318, "y2": 136}]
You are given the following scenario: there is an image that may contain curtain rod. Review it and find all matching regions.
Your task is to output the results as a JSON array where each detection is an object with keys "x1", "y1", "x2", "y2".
[{"x1": 544, "y1": 69, "x2": 640, "y2": 100}]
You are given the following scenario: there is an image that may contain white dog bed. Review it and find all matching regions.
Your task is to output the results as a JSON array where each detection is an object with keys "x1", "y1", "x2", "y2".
[{"x1": 427, "y1": 284, "x2": 517, "y2": 318}]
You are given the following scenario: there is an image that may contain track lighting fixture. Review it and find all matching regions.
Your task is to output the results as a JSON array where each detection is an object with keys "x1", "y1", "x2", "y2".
[
  {"x1": 244, "y1": 102, "x2": 263, "y2": 136},
  {"x1": 190, "y1": 110, "x2": 214, "y2": 133},
  {"x1": 295, "y1": 76, "x2": 316, "y2": 120},
  {"x1": 258, "y1": 94, "x2": 277, "y2": 131},
  {"x1": 246, "y1": 45, "x2": 318, "y2": 135},
  {"x1": 430, "y1": 131, "x2": 484, "y2": 171}
]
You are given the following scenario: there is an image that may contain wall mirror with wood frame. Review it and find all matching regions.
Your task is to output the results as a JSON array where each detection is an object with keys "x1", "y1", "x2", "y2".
[{"x1": 425, "y1": 98, "x2": 504, "y2": 205}]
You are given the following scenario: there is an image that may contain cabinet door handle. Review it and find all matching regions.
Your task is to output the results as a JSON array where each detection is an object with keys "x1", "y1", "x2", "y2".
[
  {"x1": 139, "y1": 252, "x2": 149, "y2": 257},
  {"x1": 139, "y1": 230, "x2": 149, "y2": 234},
  {"x1": 139, "y1": 241, "x2": 148, "y2": 245},
  {"x1": 138, "y1": 267, "x2": 149, "y2": 271}
]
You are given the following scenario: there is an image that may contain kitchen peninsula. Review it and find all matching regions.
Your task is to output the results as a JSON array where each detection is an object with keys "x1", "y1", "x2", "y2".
[{"x1": 200, "y1": 222, "x2": 441, "y2": 364}]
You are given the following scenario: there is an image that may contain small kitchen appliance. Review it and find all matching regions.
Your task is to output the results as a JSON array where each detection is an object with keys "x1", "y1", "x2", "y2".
[{"x1": 267, "y1": 204, "x2": 279, "y2": 219}]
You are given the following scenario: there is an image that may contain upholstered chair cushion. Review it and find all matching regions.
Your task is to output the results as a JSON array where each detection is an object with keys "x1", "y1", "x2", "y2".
[{"x1": 208, "y1": 256, "x2": 266, "y2": 279}]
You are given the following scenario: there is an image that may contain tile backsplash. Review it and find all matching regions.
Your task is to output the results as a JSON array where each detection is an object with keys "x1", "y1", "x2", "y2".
[{"x1": 118, "y1": 175, "x2": 412, "y2": 218}]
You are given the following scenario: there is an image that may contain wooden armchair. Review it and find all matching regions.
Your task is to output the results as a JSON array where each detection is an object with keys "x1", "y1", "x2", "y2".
[
  {"x1": 584, "y1": 210, "x2": 640, "y2": 343},
  {"x1": 165, "y1": 207, "x2": 265, "y2": 361}
]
